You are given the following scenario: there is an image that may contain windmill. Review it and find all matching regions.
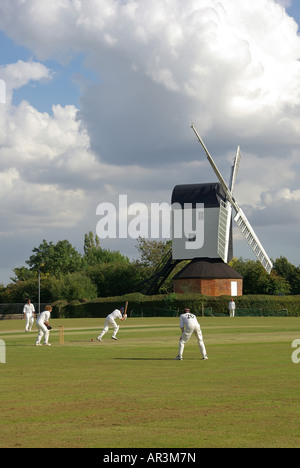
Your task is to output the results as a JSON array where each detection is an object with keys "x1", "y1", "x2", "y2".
[
  {"x1": 171, "y1": 124, "x2": 272, "y2": 297},
  {"x1": 143, "y1": 124, "x2": 272, "y2": 296}
]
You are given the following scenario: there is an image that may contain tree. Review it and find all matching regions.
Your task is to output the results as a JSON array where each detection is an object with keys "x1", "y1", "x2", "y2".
[
  {"x1": 87, "y1": 262, "x2": 148, "y2": 297},
  {"x1": 83, "y1": 231, "x2": 129, "y2": 267},
  {"x1": 135, "y1": 237, "x2": 172, "y2": 269},
  {"x1": 11, "y1": 266, "x2": 36, "y2": 282},
  {"x1": 26, "y1": 239, "x2": 82, "y2": 276},
  {"x1": 50, "y1": 272, "x2": 98, "y2": 302},
  {"x1": 84, "y1": 231, "x2": 100, "y2": 255},
  {"x1": 1, "y1": 276, "x2": 53, "y2": 303},
  {"x1": 229, "y1": 257, "x2": 290, "y2": 295},
  {"x1": 273, "y1": 256, "x2": 300, "y2": 294}
]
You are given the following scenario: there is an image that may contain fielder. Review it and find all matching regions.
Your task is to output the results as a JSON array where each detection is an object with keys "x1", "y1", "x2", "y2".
[
  {"x1": 175, "y1": 308, "x2": 208, "y2": 361},
  {"x1": 97, "y1": 307, "x2": 127, "y2": 342},
  {"x1": 35, "y1": 305, "x2": 52, "y2": 346},
  {"x1": 23, "y1": 298, "x2": 35, "y2": 332},
  {"x1": 228, "y1": 298, "x2": 236, "y2": 317}
]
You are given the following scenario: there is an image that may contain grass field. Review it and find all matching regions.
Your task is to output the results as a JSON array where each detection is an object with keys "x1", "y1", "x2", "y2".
[{"x1": 0, "y1": 316, "x2": 299, "y2": 448}]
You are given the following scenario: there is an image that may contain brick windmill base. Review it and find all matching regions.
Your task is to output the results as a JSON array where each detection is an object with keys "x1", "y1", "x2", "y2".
[{"x1": 173, "y1": 258, "x2": 243, "y2": 297}]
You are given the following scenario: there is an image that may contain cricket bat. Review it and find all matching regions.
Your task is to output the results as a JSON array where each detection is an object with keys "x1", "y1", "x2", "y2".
[{"x1": 124, "y1": 301, "x2": 128, "y2": 319}]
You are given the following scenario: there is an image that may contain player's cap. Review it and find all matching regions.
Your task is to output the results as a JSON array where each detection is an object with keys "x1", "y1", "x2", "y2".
[
  {"x1": 120, "y1": 307, "x2": 124, "y2": 311},
  {"x1": 183, "y1": 308, "x2": 190, "y2": 313}
]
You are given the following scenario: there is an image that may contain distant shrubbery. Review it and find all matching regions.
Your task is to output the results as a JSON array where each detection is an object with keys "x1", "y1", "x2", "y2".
[
  {"x1": 1, "y1": 233, "x2": 300, "y2": 308},
  {"x1": 51, "y1": 293, "x2": 300, "y2": 318}
]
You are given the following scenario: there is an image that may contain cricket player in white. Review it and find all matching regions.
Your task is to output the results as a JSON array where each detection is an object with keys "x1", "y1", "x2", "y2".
[
  {"x1": 97, "y1": 307, "x2": 127, "y2": 342},
  {"x1": 228, "y1": 298, "x2": 236, "y2": 317},
  {"x1": 175, "y1": 308, "x2": 208, "y2": 361},
  {"x1": 35, "y1": 305, "x2": 52, "y2": 346},
  {"x1": 23, "y1": 298, "x2": 35, "y2": 332}
]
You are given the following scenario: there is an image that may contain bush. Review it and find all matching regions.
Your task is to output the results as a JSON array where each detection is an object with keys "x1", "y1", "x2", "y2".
[
  {"x1": 1, "y1": 276, "x2": 53, "y2": 303},
  {"x1": 86, "y1": 263, "x2": 149, "y2": 297},
  {"x1": 50, "y1": 272, "x2": 98, "y2": 302},
  {"x1": 57, "y1": 293, "x2": 300, "y2": 318}
]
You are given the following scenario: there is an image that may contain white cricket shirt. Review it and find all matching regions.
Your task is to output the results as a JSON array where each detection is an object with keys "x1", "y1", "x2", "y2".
[
  {"x1": 179, "y1": 312, "x2": 199, "y2": 329},
  {"x1": 36, "y1": 310, "x2": 50, "y2": 325},
  {"x1": 107, "y1": 309, "x2": 122, "y2": 320},
  {"x1": 23, "y1": 303, "x2": 35, "y2": 316}
]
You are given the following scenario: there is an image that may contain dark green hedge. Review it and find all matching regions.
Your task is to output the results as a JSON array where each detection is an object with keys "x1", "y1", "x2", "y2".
[{"x1": 51, "y1": 293, "x2": 300, "y2": 318}]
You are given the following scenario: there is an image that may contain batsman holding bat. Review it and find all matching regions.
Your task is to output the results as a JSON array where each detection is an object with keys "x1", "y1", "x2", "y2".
[{"x1": 97, "y1": 302, "x2": 128, "y2": 342}]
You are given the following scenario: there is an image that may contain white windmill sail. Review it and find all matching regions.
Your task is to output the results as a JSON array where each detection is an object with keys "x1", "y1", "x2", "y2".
[
  {"x1": 218, "y1": 146, "x2": 241, "y2": 262},
  {"x1": 191, "y1": 124, "x2": 273, "y2": 274},
  {"x1": 229, "y1": 146, "x2": 241, "y2": 194},
  {"x1": 218, "y1": 199, "x2": 232, "y2": 263},
  {"x1": 234, "y1": 209, "x2": 273, "y2": 273}
]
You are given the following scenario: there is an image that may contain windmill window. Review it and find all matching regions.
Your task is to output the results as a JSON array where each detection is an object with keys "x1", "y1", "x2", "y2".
[{"x1": 186, "y1": 234, "x2": 196, "y2": 242}]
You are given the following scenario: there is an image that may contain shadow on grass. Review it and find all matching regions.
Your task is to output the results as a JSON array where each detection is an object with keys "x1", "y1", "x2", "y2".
[{"x1": 115, "y1": 357, "x2": 176, "y2": 360}]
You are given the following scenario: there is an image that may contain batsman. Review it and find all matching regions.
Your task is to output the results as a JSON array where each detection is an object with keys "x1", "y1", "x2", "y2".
[{"x1": 97, "y1": 302, "x2": 128, "y2": 342}]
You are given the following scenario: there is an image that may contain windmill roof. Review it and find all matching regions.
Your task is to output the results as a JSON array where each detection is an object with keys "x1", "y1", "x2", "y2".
[
  {"x1": 171, "y1": 183, "x2": 226, "y2": 208},
  {"x1": 173, "y1": 258, "x2": 243, "y2": 280}
]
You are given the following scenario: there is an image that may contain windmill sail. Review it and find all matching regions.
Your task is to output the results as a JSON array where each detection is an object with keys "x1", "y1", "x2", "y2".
[
  {"x1": 229, "y1": 146, "x2": 241, "y2": 194},
  {"x1": 234, "y1": 209, "x2": 273, "y2": 274},
  {"x1": 191, "y1": 124, "x2": 273, "y2": 274},
  {"x1": 218, "y1": 147, "x2": 241, "y2": 263},
  {"x1": 218, "y1": 200, "x2": 232, "y2": 263}
]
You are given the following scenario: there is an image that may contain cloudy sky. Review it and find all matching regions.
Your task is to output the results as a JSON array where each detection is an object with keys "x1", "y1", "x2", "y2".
[{"x1": 0, "y1": 0, "x2": 300, "y2": 285}]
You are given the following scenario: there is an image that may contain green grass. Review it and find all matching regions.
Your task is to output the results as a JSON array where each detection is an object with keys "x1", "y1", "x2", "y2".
[{"x1": 0, "y1": 316, "x2": 300, "y2": 448}]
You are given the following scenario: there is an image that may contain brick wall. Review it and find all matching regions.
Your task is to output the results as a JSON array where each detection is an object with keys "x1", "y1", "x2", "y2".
[{"x1": 173, "y1": 278, "x2": 243, "y2": 296}]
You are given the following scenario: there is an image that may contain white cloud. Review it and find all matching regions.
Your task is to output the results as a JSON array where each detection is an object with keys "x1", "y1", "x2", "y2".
[
  {"x1": 0, "y1": 78, "x2": 5, "y2": 103},
  {"x1": 275, "y1": 0, "x2": 292, "y2": 7},
  {"x1": 0, "y1": 0, "x2": 300, "y2": 283},
  {"x1": 0, "y1": 60, "x2": 52, "y2": 104}
]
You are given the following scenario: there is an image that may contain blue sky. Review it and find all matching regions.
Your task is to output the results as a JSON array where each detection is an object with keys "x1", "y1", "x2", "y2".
[
  {"x1": 288, "y1": 1, "x2": 300, "y2": 19},
  {"x1": 0, "y1": 30, "x2": 99, "y2": 113},
  {"x1": 1, "y1": 0, "x2": 300, "y2": 286}
]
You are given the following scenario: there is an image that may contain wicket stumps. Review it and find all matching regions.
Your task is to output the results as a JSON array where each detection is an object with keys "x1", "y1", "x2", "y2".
[{"x1": 59, "y1": 326, "x2": 64, "y2": 345}]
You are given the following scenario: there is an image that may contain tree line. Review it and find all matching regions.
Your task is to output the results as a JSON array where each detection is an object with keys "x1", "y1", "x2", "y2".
[{"x1": 0, "y1": 231, "x2": 299, "y2": 303}]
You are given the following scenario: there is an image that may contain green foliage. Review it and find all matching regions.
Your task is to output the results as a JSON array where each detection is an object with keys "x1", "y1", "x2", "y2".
[
  {"x1": 26, "y1": 239, "x2": 83, "y2": 276},
  {"x1": 10, "y1": 266, "x2": 36, "y2": 282},
  {"x1": 83, "y1": 231, "x2": 100, "y2": 255},
  {"x1": 86, "y1": 262, "x2": 149, "y2": 297},
  {"x1": 5, "y1": 233, "x2": 134, "y2": 303},
  {"x1": 82, "y1": 231, "x2": 129, "y2": 267},
  {"x1": 2, "y1": 271, "x2": 97, "y2": 304},
  {"x1": 49, "y1": 272, "x2": 98, "y2": 302},
  {"x1": 229, "y1": 257, "x2": 291, "y2": 295},
  {"x1": 1, "y1": 275, "x2": 53, "y2": 303},
  {"x1": 3, "y1": 231, "x2": 300, "y2": 305},
  {"x1": 135, "y1": 237, "x2": 171, "y2": 269},
  {"x1": 57, "y1": 292, "x2": 300, "y2": 318},
  {"x1": 273, "y1": 256, "x2": 300, "y2": 294}
]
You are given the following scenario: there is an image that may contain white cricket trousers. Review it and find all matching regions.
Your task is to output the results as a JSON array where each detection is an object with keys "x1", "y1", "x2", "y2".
[
  {"x1": 178, "y1": 323, "x2": 207, "y2": 359},
  {"x1": 36, "y1": 322, "x2": 49, "y2": 345},
  {"x1": 25, "y1": 314, "x2": 34, "y2": 332},
  {"x1": 98, "y1": 317, "x2": 119, "y2": 339}
]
